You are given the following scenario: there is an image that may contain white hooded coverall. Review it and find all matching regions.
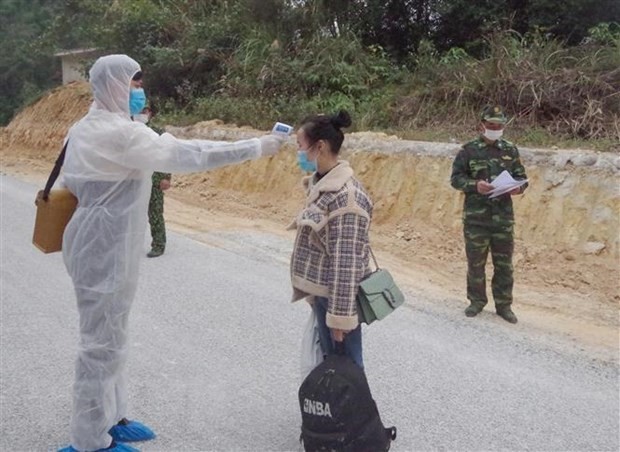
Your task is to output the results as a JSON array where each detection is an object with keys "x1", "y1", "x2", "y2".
[{"x1": 61, "y1": 54, "x2": 265, "y2": 451}]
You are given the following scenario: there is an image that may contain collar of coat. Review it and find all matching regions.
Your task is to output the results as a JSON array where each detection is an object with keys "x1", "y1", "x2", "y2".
[{"x1": 302, "y1": 160, "x2": 354, "y2": 205}]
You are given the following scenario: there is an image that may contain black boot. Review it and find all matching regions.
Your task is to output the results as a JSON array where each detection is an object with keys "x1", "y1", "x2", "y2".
[
  {"x1": 147, "y1": 247, "x2": 164, "y2": 258},
  {"x1": 496, "y1": 307, "x2": 518, "y2": 324},
  {"x1": 464, "y1": 304, "x2": 483, "y2": 317}
]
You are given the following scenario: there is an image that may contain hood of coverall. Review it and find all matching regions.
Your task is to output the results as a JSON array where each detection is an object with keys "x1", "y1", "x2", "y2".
[{"x1": 89, "y1": 54, "x2": 141, "y2": 115}]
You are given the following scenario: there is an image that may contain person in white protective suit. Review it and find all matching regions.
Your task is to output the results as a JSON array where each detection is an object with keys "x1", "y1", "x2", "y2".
[{"x1": 57, "y1": 54, "x2": 285, "y2": 452}]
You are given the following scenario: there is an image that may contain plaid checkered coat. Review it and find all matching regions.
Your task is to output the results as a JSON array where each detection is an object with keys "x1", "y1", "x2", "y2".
[{"x1": 289, "y1": 161, "x2": 373, "y2": 330}]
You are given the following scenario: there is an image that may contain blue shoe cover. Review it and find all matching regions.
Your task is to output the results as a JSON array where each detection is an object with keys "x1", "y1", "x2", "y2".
[
  {"x1": 109, "y1": 418, "x2": 156, "y2": 443},
  {"x1": 58, "y1": 442, "x2": 140, "y2": 452}
]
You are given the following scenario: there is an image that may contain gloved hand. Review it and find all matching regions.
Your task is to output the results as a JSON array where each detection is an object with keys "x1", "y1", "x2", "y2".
[{"x1": 259, "y1": 134, "x2": 285, "y2": 157}]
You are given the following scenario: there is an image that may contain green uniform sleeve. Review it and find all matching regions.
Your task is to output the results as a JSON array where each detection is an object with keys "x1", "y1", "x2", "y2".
[
  {"x1": 149, "y1": 125, "x2": 171, "y2": 185},
  {"x1": 511, "y1": 146, "x2": 528, "y2": 193},
  {"x1": 151, "y1": 171, "x2": 171, "y2": 185},
  {"x1": 451, "y1": 148, "x2": 478, "y2": 193}
]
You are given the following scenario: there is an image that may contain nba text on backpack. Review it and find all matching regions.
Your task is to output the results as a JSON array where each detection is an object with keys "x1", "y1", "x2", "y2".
[
  {"x1": 298, "y1": 345, "x2": 397, "y2": 451},
  {"x1": 356, "y1": 247, "x2": 405, "y2": 324}
]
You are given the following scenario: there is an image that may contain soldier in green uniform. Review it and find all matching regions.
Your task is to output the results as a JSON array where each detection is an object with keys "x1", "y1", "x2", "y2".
[
  {"x1": 148, "y1": 170, "x2": 171, "y2": 257},
  {"x1": 450, "y1": 105, "x2": 528, "y2": 323},
  {"x1": 135, "y1": 106, "x2": 171, "y2": 258}
]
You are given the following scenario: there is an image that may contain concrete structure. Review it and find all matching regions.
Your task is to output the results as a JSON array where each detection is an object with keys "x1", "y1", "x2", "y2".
[{"x1": 54, "y1": 48, "x2": 99, "y2": 85}]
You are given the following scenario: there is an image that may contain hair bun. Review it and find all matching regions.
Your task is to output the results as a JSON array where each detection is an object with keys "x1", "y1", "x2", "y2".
[{"x1": 330, "y1": 110, "x2": 352, "y2": 130}]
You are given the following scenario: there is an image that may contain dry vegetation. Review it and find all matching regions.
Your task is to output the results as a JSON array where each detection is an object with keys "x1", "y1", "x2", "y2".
[{"x1": 393, "y1": 35, "x2": 620, "y2": 148}]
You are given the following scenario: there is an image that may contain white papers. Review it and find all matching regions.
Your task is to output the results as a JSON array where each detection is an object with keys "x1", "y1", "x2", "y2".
[{"x1": 487, "y1": 170, "x2": 528, "y2": 198}]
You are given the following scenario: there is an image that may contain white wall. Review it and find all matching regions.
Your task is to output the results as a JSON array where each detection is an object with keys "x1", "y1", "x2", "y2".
[{"x1": 61, "y1": 55, "x2": 88, "y2": 85}]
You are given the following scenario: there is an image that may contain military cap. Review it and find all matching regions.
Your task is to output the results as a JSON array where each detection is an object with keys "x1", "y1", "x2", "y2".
[{"x1": 481, "y1": 105, "x2": 508, "y2": 124}]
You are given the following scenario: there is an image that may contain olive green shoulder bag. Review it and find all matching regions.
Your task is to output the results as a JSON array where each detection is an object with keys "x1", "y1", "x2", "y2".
[{"x1": 356, "y1": 247, "x2": 405, "y2": 324}]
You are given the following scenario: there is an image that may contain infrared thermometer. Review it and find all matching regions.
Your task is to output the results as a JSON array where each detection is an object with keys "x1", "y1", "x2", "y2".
[{"x1": 271, "y1": 122, "x2": 294, "y2": 136}]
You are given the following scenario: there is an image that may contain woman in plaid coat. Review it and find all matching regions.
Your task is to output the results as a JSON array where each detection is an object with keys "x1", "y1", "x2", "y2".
[{"x1": 290, "y1": 110, "x2": 373, "y2": 369}]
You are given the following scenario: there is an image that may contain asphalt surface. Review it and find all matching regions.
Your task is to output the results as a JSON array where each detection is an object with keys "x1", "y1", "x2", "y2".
[{"x1": 1, "y1": 173, "x2": 618, "y2": 452}]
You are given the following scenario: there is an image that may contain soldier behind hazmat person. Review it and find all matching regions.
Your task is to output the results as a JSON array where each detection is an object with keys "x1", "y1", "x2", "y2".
[
  {"x1": 135, "y1": 105, "x2": 171, "y2": 258},
  {"x1": 450, "y1": 105, "x2": 529, "y2": 324}
]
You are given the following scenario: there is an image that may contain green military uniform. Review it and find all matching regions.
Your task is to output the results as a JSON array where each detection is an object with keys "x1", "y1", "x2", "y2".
[
  {"x1": 146, "y1": 122, "x2": 169, "y2": 257},
  {"x1": 148, "y1": 171, "x2": 171, "y2": 256},
  {"x1": 450, "y1": 106, "x2": 528, "y2": 322}
]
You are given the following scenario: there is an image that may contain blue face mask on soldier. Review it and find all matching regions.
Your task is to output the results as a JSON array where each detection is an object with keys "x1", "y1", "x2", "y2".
[
  {"x1": 297, "y1": 150, "x2": 317, "y2": 173},
  {"x1": 129, "y1": 88, "x2": 146, "y2": 116}
]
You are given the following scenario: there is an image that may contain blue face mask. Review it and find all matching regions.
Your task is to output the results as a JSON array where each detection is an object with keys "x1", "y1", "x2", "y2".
[
  {"x1": 129, "y1": 88, "x2": 146, "y2": 116},
  {"x1": 297, "y1": 150, "x2": 317, "y2": 173}
]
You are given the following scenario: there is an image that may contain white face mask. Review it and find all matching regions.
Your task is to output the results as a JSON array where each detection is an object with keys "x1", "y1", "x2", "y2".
[
  {"x1": 483, "y1": 128, "x2": 503, "y2": 141},
  {"x1": 134, "y1": 114, "x2": 149, "y2": 124}
]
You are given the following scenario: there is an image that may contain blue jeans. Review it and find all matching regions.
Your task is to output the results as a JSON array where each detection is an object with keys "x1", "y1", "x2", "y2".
[{"x1": 312, "y1": 296, "x2": 364, "y2": 369}]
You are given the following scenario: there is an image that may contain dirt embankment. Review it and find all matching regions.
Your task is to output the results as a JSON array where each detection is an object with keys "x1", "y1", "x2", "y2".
[
  {"x1": 1, "y1": 82, "x2": 619, "y2": 357},
  {"x1": 161, "y1": 122, "x2": 619, "y2": 304}
]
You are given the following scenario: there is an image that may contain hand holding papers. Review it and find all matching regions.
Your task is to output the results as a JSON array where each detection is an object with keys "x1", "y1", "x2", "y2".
[{"x1": 487, "y1": 170, "x2": 528, "y2": 198}]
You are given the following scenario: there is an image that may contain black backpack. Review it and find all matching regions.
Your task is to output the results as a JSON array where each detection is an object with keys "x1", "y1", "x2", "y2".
[{"x1": 298, "y1": 352, "x2": 397, "y2": 452}]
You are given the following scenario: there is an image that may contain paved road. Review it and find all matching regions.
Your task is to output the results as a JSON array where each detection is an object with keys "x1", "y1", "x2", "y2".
[{"x1": 1, "y1": 174, "x2": 618, "y2": 452}]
